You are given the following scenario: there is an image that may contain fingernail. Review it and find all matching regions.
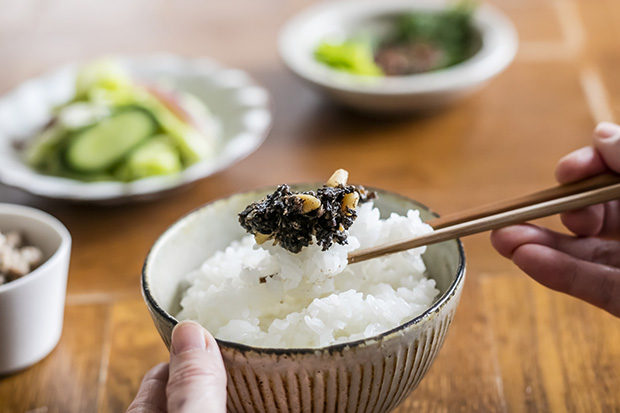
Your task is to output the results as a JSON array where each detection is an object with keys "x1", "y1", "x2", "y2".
[
  {"x1": 559, "y1": 146, "x2": 592, "y2": 163},
  {"x1": 171, "y1": 321, "x2": 207, "y2": 355},
  {"x1": 594, "y1": 122, "x2": 620, "y2": 139}
]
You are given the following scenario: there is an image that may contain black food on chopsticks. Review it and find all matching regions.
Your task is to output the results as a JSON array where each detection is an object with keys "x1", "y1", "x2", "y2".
[{"x1": 238, "y1": 169, "x2": 376, "y2": 253}]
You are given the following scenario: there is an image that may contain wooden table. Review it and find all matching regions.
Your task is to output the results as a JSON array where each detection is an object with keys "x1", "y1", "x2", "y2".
[{"x1": 1, "y1": 0, "x2": 619, "y2": 411}]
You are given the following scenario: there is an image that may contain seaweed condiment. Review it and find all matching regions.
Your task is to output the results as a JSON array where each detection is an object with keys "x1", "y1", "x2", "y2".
[{"x1": 238, "y1": 169, "x2": 376, "y2": 253}]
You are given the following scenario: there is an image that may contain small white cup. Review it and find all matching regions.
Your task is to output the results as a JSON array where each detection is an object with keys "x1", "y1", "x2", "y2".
[{"x1": 0, "y1": 204, "x2": 71, "y2": 375}]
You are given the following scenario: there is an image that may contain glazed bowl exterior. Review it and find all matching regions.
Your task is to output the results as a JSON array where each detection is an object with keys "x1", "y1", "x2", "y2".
[{"x1": 142, "y1": 186, "x2": 465, "y2": 412}]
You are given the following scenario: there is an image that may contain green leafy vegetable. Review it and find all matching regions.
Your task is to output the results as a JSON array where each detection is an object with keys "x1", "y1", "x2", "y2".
[
  {"x1": 386, "y1": 1, "x2": 477, "y2": 70},
  {"x1": 314, "y1": 1, "x2": 478, "y2": 76}
]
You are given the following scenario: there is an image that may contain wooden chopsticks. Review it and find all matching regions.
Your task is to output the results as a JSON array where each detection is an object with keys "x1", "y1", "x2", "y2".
[
  {"x1": 427, "y1": 172, "x2": 620, "y2": 229},
  {"x1": 347, "y1": 173, "x2": 620, "y2": 265}
]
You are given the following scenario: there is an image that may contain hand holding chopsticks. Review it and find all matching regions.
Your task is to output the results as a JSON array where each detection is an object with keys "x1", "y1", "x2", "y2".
[{"x1": 348, "y1": 173, "x2": 620, "y2": 265}]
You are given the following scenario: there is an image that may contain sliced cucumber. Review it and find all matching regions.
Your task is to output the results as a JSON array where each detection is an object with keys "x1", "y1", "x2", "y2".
[
  {"x1": 65, "y1": 107, "x2": 157, "y2": 172},
  {"x1": 114, "y1": 135, "x2": 182, "y2": 181},
  {"x1": 24, "y1": 122, "x2": 69, "y2": 169}
]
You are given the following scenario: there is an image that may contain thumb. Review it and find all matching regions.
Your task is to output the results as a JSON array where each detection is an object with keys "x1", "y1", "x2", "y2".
[
  {"x1": 167, "y1": 321, "x2": 227, "y2": 413},
  {"x1": 593, "y1": 122, "x2": 620, "y2": 173}
]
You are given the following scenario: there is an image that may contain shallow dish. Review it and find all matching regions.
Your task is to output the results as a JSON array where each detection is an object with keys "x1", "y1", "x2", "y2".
[
  {"x1": 279, "y1": 0, "x2": 518, "y2": 114},
  {"x1": 142, "y1": 186, "x2": 466, "y2": 412},
  {"x1": 0, "y1": 54, "x2": 272, "y2": 203}
]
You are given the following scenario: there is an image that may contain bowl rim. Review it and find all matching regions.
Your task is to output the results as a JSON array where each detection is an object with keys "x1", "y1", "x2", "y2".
[
  {"x1": 278, "y1": 0, "x2": 518, "y2": 96},
  {"x1": 142, "y1": 185, "x2": 466, "y2": 355},
  {"x1": 0, "y1": 53, "x2": 273, "y2": 204},
  {"x1": 0, "y1": 203, "x2": 71, "y2": 294}
]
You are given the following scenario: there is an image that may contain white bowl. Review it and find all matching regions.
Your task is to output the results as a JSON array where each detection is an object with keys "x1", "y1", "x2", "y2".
[
  {"x1": 0, "y1": 54, "x2": 272, "y2": 203},
  {"x1": 279, "y1": 0, "x2": 518, "y2": 114},
  {"x1": 0, "y1": 204, "x2": 71, "y2": 374}
]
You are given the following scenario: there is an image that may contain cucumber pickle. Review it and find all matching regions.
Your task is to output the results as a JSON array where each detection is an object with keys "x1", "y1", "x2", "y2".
[{"x1": 65, "y1": 107, "x2": 157, "y2": 172}]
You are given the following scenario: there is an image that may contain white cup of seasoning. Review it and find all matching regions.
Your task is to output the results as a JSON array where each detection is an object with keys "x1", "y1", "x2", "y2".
[{"x1": 0, "y1": 204, "x2": 71, "y2": 375}]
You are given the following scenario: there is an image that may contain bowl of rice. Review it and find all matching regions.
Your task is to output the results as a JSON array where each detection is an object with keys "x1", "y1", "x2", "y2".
[{"x1": 142, "y1": 183, "x2": 465, "y2": 412}]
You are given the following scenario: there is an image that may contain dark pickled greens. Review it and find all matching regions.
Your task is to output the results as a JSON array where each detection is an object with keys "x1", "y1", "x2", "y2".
[
  {"x1": 314, "y1": 1, "x2": 478, "y2": 77},
  {"x1": 239, "y1": 169, "x2": 376, "y2": 253}
]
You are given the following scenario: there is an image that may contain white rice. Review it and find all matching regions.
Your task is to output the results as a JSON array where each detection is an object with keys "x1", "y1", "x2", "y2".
[{"x1": 177, "y1": 201, "x2": 439, "y2": 348}]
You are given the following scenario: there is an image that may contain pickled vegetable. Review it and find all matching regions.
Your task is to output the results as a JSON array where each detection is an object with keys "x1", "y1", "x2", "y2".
[
  {"x1": 65, "y1": 107, "x2": 157, "y2": 172},
  {"x1": 23, "y1": 58, "x2": 218, "y2": 182}
]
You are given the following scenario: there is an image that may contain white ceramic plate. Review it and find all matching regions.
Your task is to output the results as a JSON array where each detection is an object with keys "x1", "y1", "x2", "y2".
[
  {"x1": 0, "y1": 54, "x2": 272, "y2": 203},
  {"x1": 279, "y1": 0, "x2": 518, "y2": 113}
]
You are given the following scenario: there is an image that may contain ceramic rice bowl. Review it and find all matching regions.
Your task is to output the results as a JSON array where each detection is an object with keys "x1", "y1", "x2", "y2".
[{"x1": 142, "y1": 186, "x2": 466, "y2": 412}]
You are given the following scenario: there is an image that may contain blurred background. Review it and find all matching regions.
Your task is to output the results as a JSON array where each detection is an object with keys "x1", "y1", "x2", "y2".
[{"x1": 0, "y1": 0, "x2": 619, "y2": 411}]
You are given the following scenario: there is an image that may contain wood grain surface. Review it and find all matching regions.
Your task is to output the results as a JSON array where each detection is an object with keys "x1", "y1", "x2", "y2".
[{"x1": 1, "y1": 0, "x2": 619, "y2": 412}]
